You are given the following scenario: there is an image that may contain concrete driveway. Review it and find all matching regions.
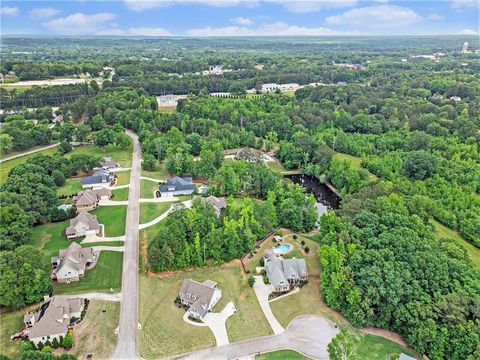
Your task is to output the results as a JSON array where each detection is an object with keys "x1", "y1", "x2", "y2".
[
  {"x1": 203, "y1": 302, "x2": 236, "y2": 346},
  {"x1": 176, "y1": 315, "x2": 339, "y2": 360},
  {"x1": 252, "y1": 276, "x2": 284, "y2": 335}
]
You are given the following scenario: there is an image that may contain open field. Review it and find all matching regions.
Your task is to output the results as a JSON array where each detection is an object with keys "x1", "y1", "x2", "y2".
[
  {"x1": 334, "y1": 152, "x2": 378, "y2": 181},
  {"x1": 140, "y1": 179, "x2": 160, "y2": 198},
  {"x1": 66, "y1": 144, "x2": 133, "y2": 168},
  {"x1": 53, "y1": 251, "x2": 123, "y2": 295},
  {"x1": 112, "y1": 187, "x2": 129, "y2": 201},
  {"x1": 57, "y1": 177, "x2": 82, "y2": 196},
  {"x1": 0, "y1": 146, "x2": 58, "y2": 182},
  {"x1": 431, "y1": 219, "x2": 480, "y2": 267},
  {"x1": 141, "y1": 162, "x2": 170, "y2": 180},
  {"x1": 139, "y1": 264, "x2": 271, "y2": 359},
  {"x1": 140, "y1": 202, "x2": 172, "y2": 224},
  {"x1": 91, "y1": 206, "x2": 127, "y2": 237},
  {"x1": 256, "y1": 350, "x2": 308, "y2": 360}
]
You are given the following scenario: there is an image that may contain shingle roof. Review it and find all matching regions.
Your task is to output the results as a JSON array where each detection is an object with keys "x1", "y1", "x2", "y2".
[
  {"x1": 160, "y1": 176, "x2": 195, "y2": 193},
  {"x1": 66, "y1": 211, "x2": 101, "y2": 235},
  {"x1": 194, "y1": 196, "x2": 227, "y2": 212},
  {"x1": 57, "y1": 242, "x2": 94, "y2": 272},
  {"x1": 81, "y1": 170, "x2": 113, "y2": 185},
  {"x1": 179, "y1": 279, "x2": 218, "y2": 318},
  {"x1": 265, "y1": 257, "x2": 307, "y2": 288}
]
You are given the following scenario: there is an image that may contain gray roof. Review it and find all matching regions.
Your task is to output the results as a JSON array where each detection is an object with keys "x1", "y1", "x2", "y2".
[
  {"x1": 265, "y1": 257, "x2": 307, "y2": 288},
  {"x1": 66, "y1": 211, "x2": 101, "y2": 235},
  {"x1": 101, "y1": 157, "x2": 117, "y2": 168},
  {"x1": 195, "y1": 196, "x2": 226, "y2": 212},
  {"x1": 81, "y1": 169, "x2": 113, "y2": 185},
  {"x1": 73, "y1": 191, "x2": 97, "y2": 206},
  {"x1": 27, "y1": 296, "x2": 83, "y2": 339},
  {"x1": 160, "y1": 176, "x2": 195, "y2": 193},
  {"x1": 179, "y1": 279, "x2": 218, "y2": 318},
  {"x1": 399, "y1": 354, "x2": 417, "y2": 360},
  {"x1": 55, "y1": 242, "x2": 95, "y2": 272}
]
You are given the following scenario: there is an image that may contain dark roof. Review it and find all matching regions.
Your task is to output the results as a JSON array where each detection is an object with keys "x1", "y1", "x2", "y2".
[
  {"x1": 160, "y1": 176, "x2": 195, "y2": 193},
  {"x1": 81, "y1": 170, "x2": 113, "y2": 185}
]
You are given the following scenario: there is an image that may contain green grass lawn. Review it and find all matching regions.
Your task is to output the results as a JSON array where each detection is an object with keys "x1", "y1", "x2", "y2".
[
  {"x1": 115, "y1": 170, "x2": 131, "y2": 186},
  {"x1": 53, "y1": 251, "x2": 123, "y2": 295},
  {"x1": 141, "y1": 162, "x2": 170, "y2": 180},
  {"x1": 91, "y1": 206, "x2": 127, "y2": 237},
  {"x1": 66, "y1": 143, "x2": 132, "y2": 168},
  {"x1": 354, "y1": 333, "x2": 419, "y2": 360},
  {"x1": 140, "y1": 179, "x2": 160, "y2": 198},
  {"x1": 140, "y1": 202, "x2": 172, "y2": 224},
  {"x1": 431, "y1": 219, "x2": 480, "y2": 267},
  {"x1": 0, "y1": 146, "x2": 58, "y2": 183},
  {"x1": 57, "y1": 177, "x2": 82, "y2": 197},
  {"x1": 334, "y1": 152, "x2": 378, "y2": 181},
  {"x1": 112, "y1": 187, "x2": 129, "y2": 201},
  {"x1": 256, "y1": 350, "x2": 309, "y2": 360},
  {"x1": 139, "y1": 264, "x2": 271, "y2": 359},
  {"x1": 30, "y1": 221, "x2": 76, "y2": 264},
  {"x1": 266, "y1": 161, "x2": 287, "y2": 174}
]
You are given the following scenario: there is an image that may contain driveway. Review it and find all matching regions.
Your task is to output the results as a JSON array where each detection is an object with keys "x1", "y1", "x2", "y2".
[
  {"x1": 99, "y1": 199, "x2": 129, "y2": 206},
  {"x1": 56, "y1": 292, "x2": 122, "y2": 302},
  {"x1": 176, "y1": 315, "x2": 339, "y2": 360},
  {"x1": 0, "y1": 143, "x2": 60, "y2": 163},
  {"x1": 203, "y1": 302, "x2": 236, "y2": 346},
  {"x1": 252, "y1": 276, "x2": 284, "y2": 335},
  {"x1": 139, "y1": 200, "x2": 192, "y2": 230},
  {"x1": 91, "y1": 246, "x2": 125, "y2": 252}
]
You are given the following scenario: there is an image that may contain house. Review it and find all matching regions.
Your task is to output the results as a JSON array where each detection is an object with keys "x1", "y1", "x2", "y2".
[
  {"x1": 24, "y1": 295, "x2": 84, "y2": 346},
  {"x1": 101, "y1": 157, "x2": 118, "y2": 169},
  {"x1": 80, "y1": 169, "x2": 114, "y2": 189},
  {"x1": 73, "y1": 188, "x2": 112, "y2": 211},
  {"x1": 264, "y1": 252, "x2": 308, "y2": 292},
  {"x1": 450, "y1": 96, "x2": 461, "y2": 102},
  {"x1": 179, "y1": 279, "x2": 222, "y2": 319},
  {"x1": 234, "y1": 148, "x2": 261, "y2": 163},
  {"x1": 51, "y1": 242, "x2": 96, "y2": 283},
  {"x1": 159, "y1": 176, "x2": 196, "y2": 196},
  {"x1": 195, "y1": 195, "x2": 226, "y2": 217},
  {"x1": 65, "y1": 211, "x2": 101, "y2": 239},
  {"x1": 398, "y1": 354, "x2": 417, "y2": 360}
]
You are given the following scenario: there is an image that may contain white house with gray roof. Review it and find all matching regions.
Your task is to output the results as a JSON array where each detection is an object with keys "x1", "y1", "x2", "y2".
[
  {"x1": 51, "y1": 242, "x2": 96, "y2": 283},
  {"x1": 264, "y1": 252, "x2": 308, "y2": 292},
  {"x1": 160, "y1": 176, "x2": 196, "y2": 196},
  {"x1": 73, "y1": 188, "x2": 112, "y2": 211},
  {"x1": 24, "y1": 295, "x2": 84, "y2": 346},
  {"x1": 65, "y1": 211, "x2": 102, "y2": 239},
  {"x1": 179, "y1": 279, "x2": 222, "y2": 319},
  {"x1": 81, "y1": 169, "x2": 114, "y2": 189},
  {"x1": 194, "y1": 195, "x2": 226, "y2": 217}
]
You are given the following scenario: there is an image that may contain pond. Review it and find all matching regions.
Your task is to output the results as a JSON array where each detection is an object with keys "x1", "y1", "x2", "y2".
[{"x1": 286, "y1": 174, "x2": 341, "y2": 217}]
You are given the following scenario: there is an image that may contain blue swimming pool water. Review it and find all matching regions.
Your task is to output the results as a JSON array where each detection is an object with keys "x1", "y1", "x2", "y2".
[{"x1": 273, "y1": 243, "x2": 292, "y2": 254}]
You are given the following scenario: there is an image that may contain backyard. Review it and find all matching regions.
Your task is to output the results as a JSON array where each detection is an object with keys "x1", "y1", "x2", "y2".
[
  {"x1": 141, "y1": 162, "x2": 169, "y2": 180},
  {"x1": 66, "y1": 143, "x2": 133, "y2": 168},
  {"x1": 140, "y1": 202, "x2": 173, "y2": 224},
  {"x1": 57, "y1": 177, "x2": 82, "y2": 197},
  {"x1": 139, "y1": 264, "x2": 271, "y2": 359},
  {"x1": 140, "y1": 179, "x2": 160, "y2": 198},
  {"x1": 91, "y1": 206, "x2": 127, "y2": 237}
]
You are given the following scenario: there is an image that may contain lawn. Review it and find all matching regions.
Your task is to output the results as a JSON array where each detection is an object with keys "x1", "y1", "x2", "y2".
[
  {"x1": 66, "y1": 143, "x2": 132, "y2": 168},
  {"x1": 30, "y1": 221, "x2": 76, "y2": 264},
  {"x1": 53, "y1": 251, "x2": 123, "y2": 295},
  {"x1": 57, "y1": 177, "x2": 82, "y2": 197},
  {"x1": 0, "y1": 146, "x2": 58, "y2": 183},
  {"x1": 141, "y1": 162, "x2": 170, "y2": 180},
  {"x1": 115, "y1": 170, "x2": 131, "y2": 186},
  {"x1": 140, "y1": 202, "x2": 173, "y2": 224},
  {"x1": 354, "y1": 333, "x2": 419, "y2": 360},
  {"x1": 431, "y1": 219, "x2": 480, "y2": 267},
  {"x1": 140, "y1": 179, "x2": 160, "y2": 198},
  {"x1": 139, "y1": 264, "x2": 271, "y2": 359},
  {"x1": 266, "y1": 161, "x2": 287, "y2": 174},
  {"x1": 256, "y1": 350, "x2": 309, "y2": 360},
  {"x1": 112, "y1": 187, "x2": 129, "y2": 201},
  {"x1": 91, "y1": 206, "x2": 127, "y2": 237},
  {"x1": 334, "y1": 152, "x2": 378, "y2": 181}
]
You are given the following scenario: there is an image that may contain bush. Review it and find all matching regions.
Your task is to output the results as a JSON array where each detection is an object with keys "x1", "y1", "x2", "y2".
[
  {"x1": 62, "y1": 330, "x2": 73, "y2": 349},
  {"x1": 51, "y1": 338, "x2": 59, "y2": 349},
  {"x1": 301, "y1": 240, "x2": 305, "y2": 246},
  {"x1": 248, "y1": 275, "x2": 255, "y2": 287},
  {"x1": 304, "y1": 246, "x2": 310, "y2": 253},
  {"x1": 41, "y1": 346, "x2": 52, "y2": 354},
  {"x1": 260, "y1": 269, "x2": 267, "y2": 276},
  {"x1": 263, "y1": 276, "x2": 270, "y2": 284},
  {"x1": 293, "y1": 234, "x2": 298, "y2": 240},
  {"x1": 259, "y1": 257, "x2": 265, "y2": 266}
]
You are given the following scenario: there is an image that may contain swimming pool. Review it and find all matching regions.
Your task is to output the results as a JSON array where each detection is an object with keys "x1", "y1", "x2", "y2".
[{"x1": 273, "y1": 243, "x2": 293, "y2": 254}]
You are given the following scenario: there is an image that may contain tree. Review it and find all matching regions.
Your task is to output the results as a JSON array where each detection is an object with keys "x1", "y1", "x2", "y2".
[
  {"x1": 403, "y1": 150, "x2": 437, "y2": 180},
  {"x1": 51, "y1": 169, "x2": 66, "y2": 187},
  {"x1": 142, "y1": 154, "x2": 156, "y2": 171},
  {"x1": 58, "y1": 141, "x2": 72, "y2": 154},
  {"x1": 93, "y1": 128, "x2": 116, "y2": 148},
  {"x1": 90, "y1": 114, "x2": 106, "y2": 131},
  {"x1": 75, "y1": 124, "x2": 91, "y2": 142},
  {"x1": 327, "y1": 330, "x2": 357, "y2": 360},
  {"x1": 115, "y1": 132, "x2": 131, "y2": 148},
  {"x1": 0, "y1": 133, "x2": 13, "y2": 152},
  {"x1": 248, "y1": 275, "x2": 255, "y2": 287},
  {"x1": 58, "y1": 123, "x2": 76, "y2": 143}
]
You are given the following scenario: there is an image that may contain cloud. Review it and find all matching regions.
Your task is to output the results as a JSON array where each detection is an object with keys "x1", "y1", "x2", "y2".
[
  {"x1": 96, "y1": 27, "x2": 172, "y2": 36},
  {"x1": 0, "y1": 7, "x2": 19, "y2": 16},
  {"x1": 270, "y1": 1, "x2": 356, "y2": 14},
  {"x1": 30, "y1": 7, "x2": 60, "y2": 18},
  {"x1": 427, "y1": 12, "x2": 444, "y2": 21},
  {"x1": 124, "y1": 0, "x2": 257, "y2": 11},
  {"x1": 230, "y1": 16, "x2": 254, "y2": 25},
  {"x1": 451, "y1": 0, "x2": 479, "y2": 9},
  {"x1": 461, "y1": 28, "x2": 477, "y2": 35},
  {"x1": 325, "y1": 5, "x2": 422, "y2": 28},
  {"x1": 187, "y1": 21, "x2": 353, "y2": 36},
  {"x1": 44, "y1": 13, "x2": 117, "y2": 35}
]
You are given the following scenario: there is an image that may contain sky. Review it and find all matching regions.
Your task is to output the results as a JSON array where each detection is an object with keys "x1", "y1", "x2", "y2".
[{"x1": 0, "y1": 0, "x2": 479, "y2": 36}]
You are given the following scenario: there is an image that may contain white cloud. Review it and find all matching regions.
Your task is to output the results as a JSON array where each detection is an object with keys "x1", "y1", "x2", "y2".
[
  {"x1": 461, "y1": 28, "x2": 477, "y2": 35},
  {"x1": 96, "y1": 28, "x2": 127, "y2": 36},
  {"x1": 30, "y1": 7, "x2": 60, "y2": 18},
  {"x1": 44, "y1": 13, "x2": 117, "y2": 35},
  {"x1": 451, "y1": 0, "x2": 479, "y2": 9},
  {"x1": 230, "y1": 16, "x2": 254, "y2": 25},
  {"x1": 0, "y1": 6, "x2": 19, "y2": 16},
  {"x1": 187, "y1": 21, "x2": 353, "y2": 36},
  {"x1": 427, "y1": 12, "x2": 444, "y2": 21},
  {"x1": 96, "y1": 27, "x2": 172, "y2": 36},
  {"x1": 124, "y1": 0, "x2": 257, "y2": 11},
  {"x1": 325, "y1": 5, "x2": 422, "y2": 29},
  {"x1": 270, "y1": 1, "x2": 356, "y2": 14}
]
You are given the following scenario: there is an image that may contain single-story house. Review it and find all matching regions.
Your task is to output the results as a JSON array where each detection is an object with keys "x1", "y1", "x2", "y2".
[
  {"x1": 194, "y1": 195, "x2": 226, "y2": 217},
  {"x1": 73, "y1": 188, "x2": 112, "y2": 211},
  {"x1": 179, "y1": 279, "x2": 222, "y2": 319},
  {"x1": 24, "y1": 295, "x2": 84, "y2": 346},
  {"x1": 234, "y1": 148, "x2": 261, "y2": 163},
  {"x1": 80, "y1": 169, "x2": 114, "y2": 189},
  {"x1": 101, "y1": 156, "x2": 118, "y2": 169},
  {"x1": 65, "y1": 211, "x2": 101, "y2": 239},
  {"x1": 159, "y1": 176, "x2": 196, "y2": 196},
  {"x1": 51, "y1": 242, "x2": 96, "y2": 283},
  {"x1": 264, "y1": 251, "x2": 308, "y2": 292}
]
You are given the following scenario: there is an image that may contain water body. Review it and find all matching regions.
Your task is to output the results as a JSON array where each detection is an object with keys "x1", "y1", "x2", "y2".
[{"x1": 286, "y1": 174, "x2": 341, "y2": 217}]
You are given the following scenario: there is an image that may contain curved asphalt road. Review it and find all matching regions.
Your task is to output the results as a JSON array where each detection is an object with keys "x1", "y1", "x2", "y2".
[{"x1": 112, "y1": 130, "x2": 141, "y2": 360}]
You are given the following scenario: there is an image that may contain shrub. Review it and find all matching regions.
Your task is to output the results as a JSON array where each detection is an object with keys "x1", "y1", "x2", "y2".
[
  {"x1": 304, "y1": 246, "x2": 310, "y2": 253},
  {"x1": 259, "y1": 257, "x2": 265, "y2": 266},
  {"x1": 260, "y1": 269, "x2": 267, "y2": 276},
  {"x1": 263, "y1": 276, "x2": 270, "y2": 284},
  {"x1": 301, "y1": 240, "x2": 305, "y2": 246},
  {"x1": 62, "y1": 330, "x2": 73, "y2": 349},
  {"x1": 51, "y1": 338, "x2": 59, "y2": 349},
  {"x1": 248, "y1": 275, "x2": 255, "y2": 287},
  {"x1": 293, "y1": 234, "x2": 298, "y2": 240},
  {"x1": 41, "y1": 346, "x2": 52, "y2": 354}
]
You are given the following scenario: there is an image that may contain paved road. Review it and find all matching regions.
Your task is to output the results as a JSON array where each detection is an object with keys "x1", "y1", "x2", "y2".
[
  {"x1": 112, "y1": 130, "x2": 141, "y2": 360},
  {"x1": 0, "y1": 143, "x2": 59, "y2": 163},
  {"x1": 176, "y1": 315, "x2": 339, "y2": 360}
]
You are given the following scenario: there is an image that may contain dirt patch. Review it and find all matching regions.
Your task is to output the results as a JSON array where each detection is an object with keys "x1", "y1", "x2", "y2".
[
  {"x1": 361, "y1": 327, "x2": 409, "y2": 347},
  {"x1": 239, "y1": 292, "x2": 246, "y2": 301}
]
